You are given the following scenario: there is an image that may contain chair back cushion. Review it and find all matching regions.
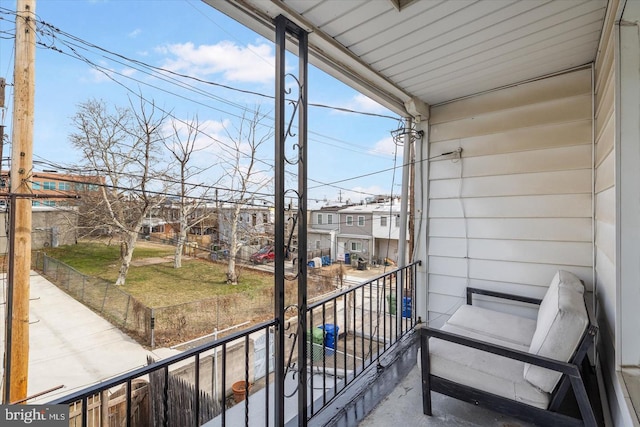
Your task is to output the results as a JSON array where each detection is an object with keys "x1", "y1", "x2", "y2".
[{"x1": 524, "y1": 270, "x2": 588, "y2": 393}]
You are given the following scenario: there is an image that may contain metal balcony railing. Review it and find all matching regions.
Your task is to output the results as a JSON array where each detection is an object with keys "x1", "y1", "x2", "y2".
[{"x1": 50, "y1": 262, "x2": 420, "y2": 426}]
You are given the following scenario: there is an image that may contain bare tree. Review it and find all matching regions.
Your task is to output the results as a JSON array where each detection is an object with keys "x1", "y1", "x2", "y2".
[
  {"x1": 164, "y1": 116, "x2": 218, "y2": 268},
  {"x1": 219, "y1": 108, "x2": 273, "y2": 285},
  {"x1": 70, "y1": 98, "x2": 170, "y2": 285}
]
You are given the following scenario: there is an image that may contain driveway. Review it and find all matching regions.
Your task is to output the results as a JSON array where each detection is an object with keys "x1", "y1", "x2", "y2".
[{"x1": 0, "y1": 272, "x2": 177, "y2": 403}]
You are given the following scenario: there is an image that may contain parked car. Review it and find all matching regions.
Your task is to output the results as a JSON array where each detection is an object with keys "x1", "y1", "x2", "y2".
[{"x1": 250, "y1": 245, "x2": 275, "y2": 264}]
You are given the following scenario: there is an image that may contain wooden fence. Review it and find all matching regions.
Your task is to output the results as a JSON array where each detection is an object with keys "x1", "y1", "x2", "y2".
[
  {"x1": 148, "y1": 356, "x2": 220, "y2": 426},
  {"x1": 68, "y1": 380, "x2": 149, "y2": 427}
]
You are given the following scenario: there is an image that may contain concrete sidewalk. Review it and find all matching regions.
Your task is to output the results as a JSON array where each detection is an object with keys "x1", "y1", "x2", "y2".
[{"x1": 1, "y1": 272, "x2": 177, "y2": 403}]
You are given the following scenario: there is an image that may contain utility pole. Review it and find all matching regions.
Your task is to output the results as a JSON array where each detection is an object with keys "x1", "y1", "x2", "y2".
[
  {"x1": 4, "y1": 0, "x2": 36, "y2": 404},
  {"x1": 0, "y1": 78, "x2": 5, "y2": 168}
]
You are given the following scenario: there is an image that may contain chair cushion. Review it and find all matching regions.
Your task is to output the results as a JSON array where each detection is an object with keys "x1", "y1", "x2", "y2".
[
  {"x1": 446, "y1": 304, "x2": 537, "y2": 348},
  {"x1": 524, "y1": 270, "x2": 588, "y2": 393},
  {"x1": 428, "y1": 324, "x2": 550, "y2": 409}
]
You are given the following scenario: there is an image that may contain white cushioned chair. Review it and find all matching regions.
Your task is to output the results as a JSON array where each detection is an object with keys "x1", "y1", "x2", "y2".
[{"x1": 419, "y1": 270, "x2": 602, "y2": 427}]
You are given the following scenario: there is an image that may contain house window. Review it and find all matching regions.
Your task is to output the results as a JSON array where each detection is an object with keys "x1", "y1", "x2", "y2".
[
  {"x1": 315, "y1": 240, "x2": 320, "y2": 249},
  {"x1": 43, "y1": 201, "x2": 56, "y2": 207},
  {"x1": 32, "y1": 181, "x2": 41, "y2": 190},
  {"x1": 346, "y1": 215, "x2": 353, "y2": 226},
  {"x1": 350, "y1": 241, "x2": 362, "y2": 252},
  {"x1": 58, "y1": 182, "x2": 71, "y2": 191},
  {"x1": 380, "y1": 216, "x2": 387, "y2": 227},
  {"x1": 32, "y1": 201, "x2": 40, "y2": 206},
  {"x1": 89, "y1": 184, "x2": 99, "y2": 191},
  {"x1": 395, "y1": 215, "x2": 400, "y2": 227},
  {"x1": 43, "y1": 181, "x2": 56, "y2": 190},
  {"x1": 252, "y1": 213, "x2": 257, "y2": 226},
  {"x1": 327, "y1": 214, "x2": 333, "y2": 225},
  {"x1": 358, "y1": 216, "x2": 365, "y2": 227},
  {"x1": 317, "y1": 213, "x2": 323, "y2": 225}
]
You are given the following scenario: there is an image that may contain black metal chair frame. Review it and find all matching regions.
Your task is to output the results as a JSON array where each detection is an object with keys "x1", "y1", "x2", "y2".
[{"x1": 420, "y1": 287, "x2": 602, "y2": 427}]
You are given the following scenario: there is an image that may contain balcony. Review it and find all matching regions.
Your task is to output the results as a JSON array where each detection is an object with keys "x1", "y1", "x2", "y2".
[
  {"x1": 50, "y1": 263, "x2": 427, "y2": 426},
  {"x1": 46, "y1": 258, "x2": 542, "y2": 426}
]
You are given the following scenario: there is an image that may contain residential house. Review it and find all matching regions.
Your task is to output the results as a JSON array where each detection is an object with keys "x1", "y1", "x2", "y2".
[
  {"x1": 307, "y1": 200, "x2": 345, "y2": 260},
  {"x1": 48, "y1": 1, "x2": 640, "y2": 427},
  {"x1": 0, "y1": 206, "x2": 78, "y2": 252},
  {"x1": 155, "y1": 199, "x2": 216, "y2": 241},
  {"x1": 0, "y1": 171, "x2": 103, "y2": 207},
  {"x1": 336, "y1": 203, "x2": 373, "y2": 265},
  {"x1": 370, "y1": 199, "x2": 409, "y2": 265},
  {"x1": 201, "y1": 1, "x2": 640, "y2": 425},
  {"x1": 0, "y1": 171, "x2": 89, "y2": 249},
  {"x1": 216, "y1": 200, "x2": 274, "y2": 257}
]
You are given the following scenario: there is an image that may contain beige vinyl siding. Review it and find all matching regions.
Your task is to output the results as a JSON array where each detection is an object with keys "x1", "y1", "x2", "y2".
[
  {"x1": 429, "y1": 145, "x2": 592, "y2": 180},
  {"x1": 430, "y1": 120, "x2": 592, "y2": 158},
  {"x1": 431, "y1": 94, "x2": 591, "y2": 142},
  {"x1": 429, "y1": 218, "x2": 592, "y2": 241},
  {"x1": 595, "y1": 150, "x2": 615, "y2": 193},
  {"x1": 427, "y1": 68, "x2": 593, "y2": 326},
  {"x1": 429, "y1": 194, "x2": 592, "y2": 218}
]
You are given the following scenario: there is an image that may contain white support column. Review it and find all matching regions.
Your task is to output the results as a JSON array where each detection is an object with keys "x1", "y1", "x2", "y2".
[{"x1": 616, "y1": 1, "x2": 640, "y2": 367}]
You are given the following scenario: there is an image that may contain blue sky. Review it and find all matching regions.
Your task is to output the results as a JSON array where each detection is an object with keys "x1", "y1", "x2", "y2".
[{"x1": 0, "y1": 0, "x2": 404, "y2": 204}]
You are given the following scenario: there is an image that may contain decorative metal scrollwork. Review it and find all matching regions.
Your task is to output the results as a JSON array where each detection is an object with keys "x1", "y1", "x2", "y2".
[
  {"x1": 283, "y1": 303, "x2": 304, "y2": 397},
  {"x1": 283, "y1": 73, "x2": 303, "y2": 166}
]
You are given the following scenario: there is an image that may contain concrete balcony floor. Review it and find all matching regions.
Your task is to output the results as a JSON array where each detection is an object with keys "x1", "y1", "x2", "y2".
[
  {"x1": 313, "y1": 334, "x2": 536, "y2": 427},
  {"x1": 359, "y1": 364, "x2": 536, "y2": 427}
]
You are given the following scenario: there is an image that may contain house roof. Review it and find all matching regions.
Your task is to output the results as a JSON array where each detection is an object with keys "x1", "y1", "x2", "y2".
[
  {"x1": 335, "y1": 201, "x2": 404, "y2": 214},
  {"x1": 205, "y1": 0, "x2": 608, "y2": 116}
]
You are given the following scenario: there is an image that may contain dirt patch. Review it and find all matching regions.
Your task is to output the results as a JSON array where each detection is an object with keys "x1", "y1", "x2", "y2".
[{"x1": 130, "y1": 256, "x2": 175, "y2": 267}]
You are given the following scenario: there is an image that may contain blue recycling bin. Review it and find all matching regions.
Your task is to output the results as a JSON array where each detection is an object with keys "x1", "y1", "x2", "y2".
[
  {"x1": 344, "y1": 253, "x2": 350, "y2": 265},
  {"x1": 319, "y1": 324, "x2": 339, "y2": 356},
  {"x1": 402, "y1": 297, "x2": 412, "y2": 318}
]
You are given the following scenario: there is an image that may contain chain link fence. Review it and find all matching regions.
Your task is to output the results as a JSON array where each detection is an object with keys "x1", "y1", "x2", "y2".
[
  {"x1": 32, "y1": 252, "x2": 334, "y2": 348},
  {"x1": 32, "y1": 252, "x2": 152, "y2": 343}
]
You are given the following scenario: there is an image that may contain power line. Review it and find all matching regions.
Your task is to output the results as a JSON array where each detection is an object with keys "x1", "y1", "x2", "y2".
[
  {"x1": 31, "y1": 14, "x2": 397, "y2": 119},
  {"x1": 38, "y1": 33, "x2": 398, "y2": 179},
  {"x1": 1, "y1": 8, "x2": 406, "y2": 200},
  {"x1": 38, "y1": 30, "x2": 397, "y2": 159}
]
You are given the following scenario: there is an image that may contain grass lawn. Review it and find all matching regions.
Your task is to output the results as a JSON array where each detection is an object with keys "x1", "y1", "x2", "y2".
[{"x1": 42, "y1": 240, "x2": 276, "y2": 307}]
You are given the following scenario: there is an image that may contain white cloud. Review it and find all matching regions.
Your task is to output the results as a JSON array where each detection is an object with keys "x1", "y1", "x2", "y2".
[
  {"x1": 128, "y1": 28, "x2": 142, "y2": 38},
  {"x1": 165, "y1": 118, "x2": 230, "y2": 153},
  {"x1": 121, "y1": 68, "x2": 137, "y2": 77},
  {"x1": 86, "y1": 66, "x2": 114, "y2": 83},
  {"x1": 157, "y1": 41, "x2": 275, "y2": 84},
  {"x1": 82, "y1": 60, "x2": 136, "y2": 83},
  {"x1": 369, "y1": 136, "x2": 401, "y2": 157},
  {"x1": 335, "y1": 94, "x2": 391, "y2": 115}
]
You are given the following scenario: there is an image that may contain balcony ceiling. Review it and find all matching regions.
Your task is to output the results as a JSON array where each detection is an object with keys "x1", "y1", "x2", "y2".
[{"x1": 205, "y1": 0, "x2": 608, "y2": 116}]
